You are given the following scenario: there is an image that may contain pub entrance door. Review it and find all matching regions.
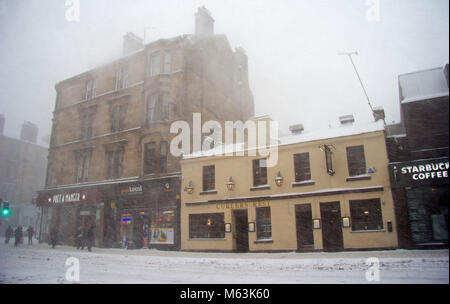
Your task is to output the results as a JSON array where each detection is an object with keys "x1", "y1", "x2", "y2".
[
  {"x1": 320, "y1": 202, "x2": 344, "y2": 252},
  {"x1": 233, "y1": 210, "x2": 249, "y2": 252}
]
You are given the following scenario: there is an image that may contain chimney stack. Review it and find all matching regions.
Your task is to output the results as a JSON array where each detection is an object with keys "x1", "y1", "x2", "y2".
[
  {"x1": 289, "y1": 124, "x2": 304, "y2": 134},
  {"x1": 195, "y1": 6, "x2": 214, "y2": 38},
  {"x1": 123, "y1": 32, "x2": 144, "y2": 55},
  {"x1": 20, "y1": 121, "x2": 38, "y2": 143},
  {"x1": 339, "y1": 115, "x2": 355, "y2": 125},
  {"x1": 372, "y1": 106, "x2": 386, "y2": 122}
]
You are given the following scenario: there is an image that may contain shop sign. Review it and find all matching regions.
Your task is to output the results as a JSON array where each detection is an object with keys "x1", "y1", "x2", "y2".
[
  {"x1": 49, "y1": 192, "x2": 84, "y2": 204},
  {"x1": 390, "y1": 157, "x2": 449, "y2": 188},
  {"x1": 121, "y1": 184, "x2": 143, "y2": 195},
  {"x1": 216, "y1": 200, "x2": 270, "y2": 210},
  {"x1": 37, "y1": 189, "x2": 103, "y2": 206}
]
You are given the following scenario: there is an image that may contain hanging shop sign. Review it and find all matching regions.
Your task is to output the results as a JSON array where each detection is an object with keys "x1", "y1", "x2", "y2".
[{"x1": 389, "y1": 157, "x2": 449, "y2": 188}]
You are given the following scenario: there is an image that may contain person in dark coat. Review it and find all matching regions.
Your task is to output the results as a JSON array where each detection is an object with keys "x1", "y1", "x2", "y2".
[
  {"x1": 75, "y1": 226, "x2": 83, "y2": 249},
  {"x1": 26, "y1": 226, "x2": 34, "y2": 245},
  {"x1": 14, "y1": 226, "x2": 23, "y2": 247},
  {"x1": 86, "y1": 224, "x2": 95, "y2": 252},
  {"x1": 50, "y1": 226, "x2": 58, "y2": 248},
  {"x1": 5, "y1": 225, "x2": 13, "y2": 244}
]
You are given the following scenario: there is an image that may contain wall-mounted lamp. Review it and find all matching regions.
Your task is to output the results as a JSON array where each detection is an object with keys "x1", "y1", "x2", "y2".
[
  {"x1": 227, "y1": 177, "x2": 235, "y2": 191},
  {"x1": 275, "y1": 171, "x2": 283, "y2": 187},
  {"x1": 186, "y1": 181, "x2": 194, "y2": 194}
]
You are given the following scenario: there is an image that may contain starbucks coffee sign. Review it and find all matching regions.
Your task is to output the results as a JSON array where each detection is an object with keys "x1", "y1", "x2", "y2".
[{"x1": 390, "y1": 157, "x2": 449, "y2": 188}]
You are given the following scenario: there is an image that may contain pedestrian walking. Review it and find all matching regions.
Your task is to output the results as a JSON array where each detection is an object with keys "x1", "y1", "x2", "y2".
[
  {"x1": 26, "y1": 226, "x2": 34, "y2": 245},
  {"x1": 14, "y1": 226, "x2": 23, "y2": 247},
  {"x1": 75, "y1": 226, "x2": 83, "y2": 249},
  {"x1": 5, "y1": 225, "x2": 13, "y2": 244},
  {"x1": 87, "y1": 224, "x2": 95, "y2": 252},
  {"x1": 50, "y1": 226, "x2": 58, "y2": 249}
]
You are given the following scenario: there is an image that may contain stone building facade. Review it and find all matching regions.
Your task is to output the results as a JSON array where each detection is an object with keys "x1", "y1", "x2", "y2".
[{"x1": 37, "y1": 7, "x2": 254, "y2": 249}]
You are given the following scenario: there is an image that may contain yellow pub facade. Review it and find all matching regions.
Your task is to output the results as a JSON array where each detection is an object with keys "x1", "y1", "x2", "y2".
[{"x1": 180, "y1": 118, "x2": 399, "y2": 252}]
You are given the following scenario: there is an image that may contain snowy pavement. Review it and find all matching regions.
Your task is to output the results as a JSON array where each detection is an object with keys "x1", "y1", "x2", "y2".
[{"x1": 0, "y1": 238, "x2": 448, "y2": 284}]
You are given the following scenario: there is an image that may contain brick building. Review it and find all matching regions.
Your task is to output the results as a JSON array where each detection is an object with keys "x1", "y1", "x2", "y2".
[
  {"x1": 387, "y1": 64, "x2": 449, "y2": 249},
  {"x1": 36, "y1": 7, "x2": 254, "y2": 249}
]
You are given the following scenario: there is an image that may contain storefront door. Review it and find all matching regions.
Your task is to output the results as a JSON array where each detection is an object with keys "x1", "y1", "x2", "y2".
[
  {"x1": 296, "y1": 204, "x2": 314, "y2": 251},
  {"x1": 233, "y1": 210, "x2": 249, "y2": 252},
  {"x1": 320, "y1": 202, "x2": 343, "y2": 252}
]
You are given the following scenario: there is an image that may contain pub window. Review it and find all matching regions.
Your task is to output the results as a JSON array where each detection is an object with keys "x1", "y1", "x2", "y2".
[
  {"x1": 115, "y1": 66, "x2": 128, "y2": 91},
  {"x1": 160, "y1": 141, "x2": 168, "y2": 174},
  {"x1": 346, "y1": 145, "x2": 367, "y2": 176},
  {"x1": 111, "y1": 104, "x2": 127, "y2": 133},
  {"x1": 163, "y1": 51, "x2": 171, "y2": 74},
  {"x1": 75, "y1": 149, "x2": 92, "y2": 183},
  {"x1": 144, "y1": 142, "x2": 157, "y2": 175},
  {"x1": 106, "y1": 148, "x2": 124, "y2": 179},
  {"x1": 189, "y1": 213, "x2": 225, "y2": 239},
  {"x1": 147, "y1": 93, "x2": 170, "y2": 124},
  {"x1": 202, "y1": 165, "x2": 215, "y2": 191},
  {"x1": 253, "y1": 159, "x2": 268, "y2": 186},
  {"x1": 350, "y1": 199, "x2": 383, "y2": 231},
  {"x1": 294, "y1": 153, "x2": 311, "y2": 182},
  {"x1": 256, "y1": 207, "x2": 272, "y2": 240},
  {"x1": 150, "y1": 52, "x2": 160, "y2": 76}
]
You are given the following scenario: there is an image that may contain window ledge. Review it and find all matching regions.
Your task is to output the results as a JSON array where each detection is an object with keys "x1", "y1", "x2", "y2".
[
  {"x1": 200, "y1": 190, "x2": 218, "y2": 195},
  {"x1": 350, "y1": 229, "x2": 385, "y2": 233},
  {"x1": 250, "y1": 185, "x2": 271, "y2": 191},
  {"x1": 188, "y1": 238, "x2": 226, "y2": 241},
  {"x1": 346, "y1": 174, "x2": 372, "y2": 182},
  {"x1": 292, "y1": 180, "x2": 315, "y2": 187},
  {"x1": 254, "y1": 239, "x2": 273, "y2": 244}
]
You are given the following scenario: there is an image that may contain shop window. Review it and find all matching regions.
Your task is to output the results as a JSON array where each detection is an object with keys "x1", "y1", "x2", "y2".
[
  {"x1": 256, "y1": 207, "x2": 272, "y2": 240},
  {"x1": 110, "y1": 104, "x2": 127, "y2": 133},
  {"x1": 189, "y1": 213, "x2": 225, "y2": 239},
  {"x1": 350, "y1": 199, "x2": 383, "y2": 231},
  {"x1": 144, "y1": 142, "x2": 157, "y2": 175},
  {"x1": 106, "y1": 148, "x2": 124, "y2": 179},
  {"x1": 346, "y1": 145, "x2": 367, "y2": 176},
  {"x1": 160, "y1": 141, "x2": 168, "y2": 173},
  {"x1": 253, "y1": 159, "x2": 268, "y2": 186},
  {"x1": 202, "y1": 165, "x2": 215, "y2": 191},
  {"x1": 150, "y1": 209, "x2": 175, "y2": 245},
  {"x1": 294, "y1": 152, "x2": 311, "y2": 182},
  {"x1": 147, "y1": 93, "x2": 170, "y2": 124}
]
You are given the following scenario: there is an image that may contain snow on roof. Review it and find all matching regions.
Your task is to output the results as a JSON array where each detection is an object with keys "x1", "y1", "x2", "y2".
[{"x1": 182, "y1": 119, "x2": 385, "y2": 160}]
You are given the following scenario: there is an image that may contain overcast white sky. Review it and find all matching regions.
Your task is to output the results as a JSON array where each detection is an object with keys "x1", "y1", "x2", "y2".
[{"x1": 0, "y1": 0, "x2": 448, "y2": 146}]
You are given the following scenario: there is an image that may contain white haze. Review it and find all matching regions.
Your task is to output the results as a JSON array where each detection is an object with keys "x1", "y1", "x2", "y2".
[{"x1": 0, "y1": 0, "x2": 448, "y2": 146}]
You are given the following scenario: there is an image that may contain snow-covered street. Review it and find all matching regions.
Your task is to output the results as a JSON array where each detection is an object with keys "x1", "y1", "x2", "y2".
[{"x1": 0, "y1": 238, "x2": 448, "y2": 284}]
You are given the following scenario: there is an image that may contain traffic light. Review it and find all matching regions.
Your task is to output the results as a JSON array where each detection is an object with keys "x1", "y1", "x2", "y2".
[{"x1": 2, "y1": 201, "x2": 10, "y2": 216}]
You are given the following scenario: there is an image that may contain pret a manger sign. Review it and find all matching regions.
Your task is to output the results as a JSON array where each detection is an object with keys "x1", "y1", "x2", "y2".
[
  {"x1": 390, "y1": 157, "x2": 449, "y2": 187},
  {"x1": 50, "y1": 192, "x2": 84, "y2": 204}
]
